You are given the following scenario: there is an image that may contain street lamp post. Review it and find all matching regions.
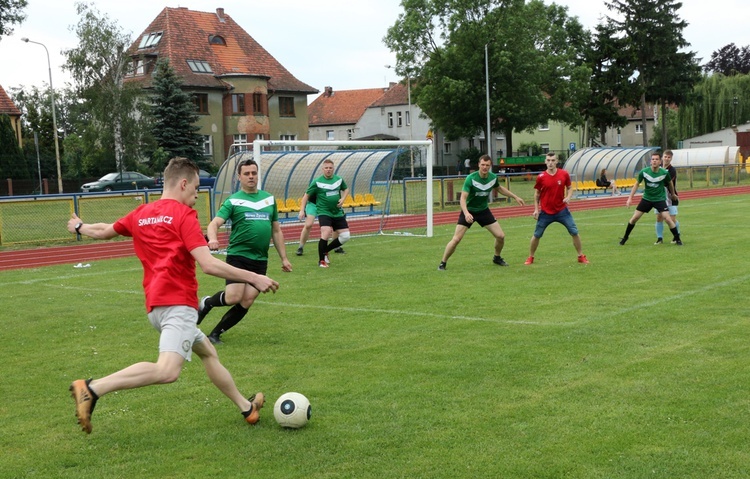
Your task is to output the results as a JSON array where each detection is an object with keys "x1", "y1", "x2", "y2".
[{"x1": 22, "y1": 38, "x2": 63, "y2": 193}]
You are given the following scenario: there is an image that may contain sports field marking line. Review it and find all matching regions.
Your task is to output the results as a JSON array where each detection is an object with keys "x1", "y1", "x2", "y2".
[
  {"x1": 253, "y1": 300, "x2": 549, "y2": 325},
  {"x1": 572, "y1": 273, "x2": 750, "y2": 325},
  {"x1": 0, "y1": 267, "x2": 142, "y2": 287}
]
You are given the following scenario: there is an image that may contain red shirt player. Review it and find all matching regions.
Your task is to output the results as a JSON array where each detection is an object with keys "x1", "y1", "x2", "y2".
[
  {"x1": 66, "y1": 157, "x2": 278, "y2": 434},
  {"x1": 525, "y1": 152, "x2": 589, "y2": 265}
]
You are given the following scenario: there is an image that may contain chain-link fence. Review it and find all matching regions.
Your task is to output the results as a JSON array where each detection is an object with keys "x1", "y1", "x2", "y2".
[{"x1": 0, "y1": 190, "x2": 213, "y2": 246}]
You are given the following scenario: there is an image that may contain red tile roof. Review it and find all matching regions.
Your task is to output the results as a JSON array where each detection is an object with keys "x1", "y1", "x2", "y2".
[
  {"x1": 0, "y1": 85, "x2": 21, "y2": 116},
  {"x1": 308, "y1": 86, "x2": 390, "y2": 126},
  {"x1": 128, "y1": 7, "x2": 316, "y2": 93},
  {"x1": 370, "y1": 82, "x2": 409, "y2": 108}
]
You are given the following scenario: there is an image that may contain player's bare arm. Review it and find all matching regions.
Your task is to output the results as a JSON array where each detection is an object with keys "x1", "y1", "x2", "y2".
[
  {"x1": 459, "y1": 191, "x2": 473, "y2": 223},
  {"x1": 496, "y1": 186, "x2": 525, "y2": 206},
  {"x1": 206, "y1": 216, "x2": 226, "y2": 251},
  {"x1": 271, "y1": 221, "x2": 293, "y2": 272},
  {"x1": 67, "y1": 214, "x2": 119, "y2": 240},
  {"x1": 191, "y1": 246, "x2": 279, "y2": 293}
]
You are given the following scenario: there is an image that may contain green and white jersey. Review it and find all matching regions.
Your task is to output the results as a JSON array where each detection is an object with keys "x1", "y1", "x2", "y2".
[
  {"x1": 637, "y1": 167, "x2": 672, "y2": 202},
  {"x1": 306, "y1": 175, "x2": 348, "y2": 218},
  {"x1": 462, "y1": 171, "x2": 498, "y2": 212},
  {"x1": 217, "y1": 189, "x2": 277, "y2": 261}
]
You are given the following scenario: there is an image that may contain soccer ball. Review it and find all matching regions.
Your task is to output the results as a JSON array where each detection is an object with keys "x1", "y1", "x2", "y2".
[{"x1": 273, "y1": 392, "x2": 311, "y2": 429}]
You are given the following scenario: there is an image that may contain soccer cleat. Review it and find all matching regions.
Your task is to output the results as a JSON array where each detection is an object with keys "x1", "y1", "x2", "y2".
[
  {"x1": 671, "y1": 239, "x2": 678, "y2": 244},
  {"x1": 577, "y1": 254, "x2": 589, "y2": 264},
  {"x1": 208, "y1": 333, "x2": 223, "y2": 345},
  {"x1": 333, "y1": 247, "x2": 346, "y2": 254},
  {"x1": 674, "y1": 239, "x2": 683, "y2": 246},
  {"x1": 319, "y1": 260, "x2": 329, "y2": 268},
  {"x1": 324, "y1": 254, "x2": 330, "y2": 264},
  {"x1": 438, "y1": 261, "x2": 447, "y2": 271},
  {"x1": 619, "y1": 238, "x2": 627, "y2": 245},
  {"x1": 524, "y1": 256, "x2": 534, "y2": 265},
  {"x1": 197, "y1": 296, "x2": 212, "y2": 325},
  {"x1": 295, "y1": 246, "x2": 304, "y2": 256},
  {"x1": 69, "y1": 379, "x2": 96, "y2": 434},
  {"x1": 654, "y1": 238, "x2": 663, "y2": 244},
  {"x1": 242, "y1": 392, "x2": 266, "y2": 425},
  {"x1": 492, "y1": 255, "x2": 509, "y2": 266}
]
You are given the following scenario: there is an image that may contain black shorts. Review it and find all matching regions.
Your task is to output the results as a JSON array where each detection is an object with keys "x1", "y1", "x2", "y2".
[
  {"x1": 636, "y1": 199, "x2": 669, "y2": 214},
  {"x1": 225, "y1": 255, "x2": 268, "y2": 285},
  {"x1": 458, "y1": 208, "x2": 497, "y2": 228},
  {"x1": 319, "y1": 215, "x2": 349, "y2": 231}
]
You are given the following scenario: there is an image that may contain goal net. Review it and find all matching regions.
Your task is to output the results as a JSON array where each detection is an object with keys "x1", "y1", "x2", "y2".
[{"x1": 214, "y1": 140, "x2": 434, "y2": 238}]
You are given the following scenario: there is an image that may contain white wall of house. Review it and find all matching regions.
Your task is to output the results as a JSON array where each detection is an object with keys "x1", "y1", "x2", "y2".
[
  {"x1": 681, "y1": 125, "x2": 750, "y2": 148},
  {"x1": 357, "y1": 104, "x2": 431, "y2": 141}
]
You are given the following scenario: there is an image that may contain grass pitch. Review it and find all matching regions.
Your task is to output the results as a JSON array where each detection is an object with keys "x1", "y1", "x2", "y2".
[{"x1": 1, "y1": 194, "x2": 749, "y2": 478}]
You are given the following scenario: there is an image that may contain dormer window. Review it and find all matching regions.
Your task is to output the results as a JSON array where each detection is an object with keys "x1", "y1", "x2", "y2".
[
  {"x1": 209, "y1": 35, "x2": 226, "y2": 46},
  {"x1": 187, "y1": 60, "x2": 213, "y2": 73},
  {"x1": 138, "y1": 31, "x2": 163, "y2": 49}
]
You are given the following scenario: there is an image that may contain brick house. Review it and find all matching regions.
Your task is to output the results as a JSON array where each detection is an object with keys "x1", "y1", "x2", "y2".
[
  {"x1": 0, "y1": 84, "x2": 23, "y2": 146},
  {"x1": 126, "y1": 7, "x2": 317, "y2": 166}
]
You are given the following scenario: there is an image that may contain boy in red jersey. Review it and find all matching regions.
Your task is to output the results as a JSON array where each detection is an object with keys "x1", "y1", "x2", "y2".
[
  {"x1": 525, "y1": 152, "x2": 589, "y2": 265},
  {"x1": 66, "y1": 157, "x2": 278, "y2": 434}
]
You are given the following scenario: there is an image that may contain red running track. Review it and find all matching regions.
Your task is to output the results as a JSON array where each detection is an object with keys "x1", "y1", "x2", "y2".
[{"x1": 1, "y1": 185, "x2": 747, "y2": 271}]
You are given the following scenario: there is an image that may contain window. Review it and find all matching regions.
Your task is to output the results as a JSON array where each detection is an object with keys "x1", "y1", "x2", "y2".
[
  {"x1": 387, "y1": 112, "x2": 394, "y2": 128},
  {"x1": 347, "y1": 129, "x2": 354, "y2": 140},
  {"x1": 193, "y1": 94, "x2": 208, "y2": 114},
  {"x1": 202, "y1": 135, "x2": 212, "y2": 156},
  {"x1": 138, "y1": 32, "x2": 163, "y2": 49},
  {"x1": 405, "y1": 110, "x2": 411, "y2": 126},
  {"x1": 326, "y1": 130, "x2": 334, "y2": 141},
  {"x1": 133, "y1": 59, "x2": 145, "y2": 76},
  {"x1": 397, "y1": 111, "x2": 403, "y2": 127},
  {"x1": 233, "y1": 134, "x2": 248, "y2": 152},
  {"x1": 231, "y1": 94, "x2": 245, "y2": 114},
  {"x1": 541, "y1": 143, "x2": 550, "y2": 153},
  {"x1": 279, "y1": 97, "x2": 295, "y2": 117},
  {"x1": 208, "y1": 35, "x2": 226, "y2": 46},
  {"x1": 186, "y1": 60, "x2": 213, "y2": 73},
  {"x1": 444, "y1": 143, "x2": 452, "y2": 154},
  {"x1": 479, "y1": 139, "x2": 487, "y2": 154},
  {"x1": 280, "y1": 134, "x2": 297, "y2": 151},
  {"x1": 539, "y1": 122, "x2": 549, "y2": 131},
  {"x1": 635, "y1": 123, "x2": 643, "y2": 133},
  {"x1": 252, "y1": 93, "x2": 264, "y2": 114}
]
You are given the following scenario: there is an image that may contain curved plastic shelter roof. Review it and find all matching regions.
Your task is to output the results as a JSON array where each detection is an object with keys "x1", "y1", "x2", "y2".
[
  {"x1": 213, "y1": 148, "x2": 401, "y2": 208},
  {"x1": 669, "y1": 146, "x2": 740, "y2": 167},
  {"x1": 564, "y1": 147, "x2": 658, "y2": 181}
]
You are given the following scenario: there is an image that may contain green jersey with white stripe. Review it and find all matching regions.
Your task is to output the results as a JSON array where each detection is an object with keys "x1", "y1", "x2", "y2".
[
  {"x1": 462, "y1": 171, "x2": 498, "y2": 212},
  {"x1": 306, "y1": 175, "x2": 348, "y2": 218},
  {"x1": 638, "y1": 167, "x2": 672, "y2": 202},
  {"x1": 217, "y1": 189, "x2": 277, "y2": 261}
]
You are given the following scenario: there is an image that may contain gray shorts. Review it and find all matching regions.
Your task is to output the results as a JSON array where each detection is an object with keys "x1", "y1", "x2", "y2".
[{"x1": 147, "y1": 305, "x2": 207, "y2": 361}]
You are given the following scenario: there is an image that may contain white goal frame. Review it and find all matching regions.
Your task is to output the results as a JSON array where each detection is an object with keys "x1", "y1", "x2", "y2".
[{"x1": 252, "y1": 139, "x2": 435, "y2": 237}]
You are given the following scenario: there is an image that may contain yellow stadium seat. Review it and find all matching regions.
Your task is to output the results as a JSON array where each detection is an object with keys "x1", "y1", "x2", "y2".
[
  {"x1": 364, "y1": 193, "x2": 381, "y2": 206},
  {"x1": 285, "y1": 198, "x2": 300, "y2": 212},
  {"x1": 277, "y1": 198, "x2": 291, "y2": 213},
  {"x1": 342, "y1": 195, "x2": 357, "y2": 209},
  {"x1": 353, "y1": 193, "x2": 366, "y2": 206}
]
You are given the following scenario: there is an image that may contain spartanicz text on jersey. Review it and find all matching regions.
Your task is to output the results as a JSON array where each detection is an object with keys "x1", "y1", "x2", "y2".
[{"x1": 138, "y1": 215, "x2": 174, "y2": 226}]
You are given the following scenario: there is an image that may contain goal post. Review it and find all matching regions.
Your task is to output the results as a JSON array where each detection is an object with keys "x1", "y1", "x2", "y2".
[{"x1": 250, "y1": 140, "x2": 435, "y2": 237}]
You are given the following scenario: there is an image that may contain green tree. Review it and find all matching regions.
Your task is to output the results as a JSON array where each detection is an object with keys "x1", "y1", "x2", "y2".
[
  {"x1": 0, "y1": 0, "x2": 27, "y2": 38},
  {"x1": 604, "y1": 0, "x2": 700, "y2": 148},
  {"x1": 63, "y1": 2, "x2": 147, "y2": 174},
  {"x1": 676, "y1": 73, "x2": 750, "y2": 139},
  {"x1": 704, "y1": 44, "x2": 750, "y2": 76},
  {"x1": 10, "y1": 85, "x2": 62, "y2": 179},
  {"x1": 0, "y1": 114, "x2": 29, "y2": 179},
  {"x1": 150, "y1": 59, "x2": 205, "y2": 166},
  {"x1": 384, "y1": 0, "x2": 590, "y2": 156}
]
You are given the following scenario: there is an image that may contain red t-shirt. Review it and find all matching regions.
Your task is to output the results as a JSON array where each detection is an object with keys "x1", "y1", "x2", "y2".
[
  {"x1": 113, "y1": 199, "x2": 207, "y2": 312},
  {"x1": 534, "y1": 168, "x2": 571, "y2": 215}
]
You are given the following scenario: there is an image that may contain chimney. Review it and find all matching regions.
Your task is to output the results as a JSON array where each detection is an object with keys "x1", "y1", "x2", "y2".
[
  {"x1": 324, "y1": 86, "x2": 333, "y2": 97},
  {"x1": 216, "y1": 8, "x2": 225, "y2": 22}
]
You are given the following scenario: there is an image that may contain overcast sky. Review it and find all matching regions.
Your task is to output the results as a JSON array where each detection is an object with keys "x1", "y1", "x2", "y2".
[{"x1": 1, "y1": 0, "x2": 749, "y2": 101}]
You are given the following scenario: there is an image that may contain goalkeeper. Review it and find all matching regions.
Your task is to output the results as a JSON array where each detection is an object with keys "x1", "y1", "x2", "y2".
[{"x1": 438, "y1": 155, "x2": 525, "y2": 270}]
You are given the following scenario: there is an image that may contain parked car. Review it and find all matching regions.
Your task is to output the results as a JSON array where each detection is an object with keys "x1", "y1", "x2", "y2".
[
  {"x1": 155, "y1": 169, "x2": 215, "y2": 188},
  {"x1": 80, "y1": 172, "x2": 156, "y2": 192}
]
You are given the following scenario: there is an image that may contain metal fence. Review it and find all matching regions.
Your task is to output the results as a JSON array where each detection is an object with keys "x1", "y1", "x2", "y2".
[{"x1": 0, "y1": 189, "x2": 213, "y2": 246}]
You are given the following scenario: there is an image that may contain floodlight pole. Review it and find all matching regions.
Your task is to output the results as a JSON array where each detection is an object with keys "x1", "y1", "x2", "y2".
[{"x1": 22, "y1": 38, "x2": 63, "y2": 193}]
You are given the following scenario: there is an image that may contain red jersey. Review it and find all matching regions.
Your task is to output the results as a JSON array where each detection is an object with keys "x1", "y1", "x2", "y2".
[
  {"x1": 534, "y1": 168, "x2": 571, "y2": 215},
  {"x1": 113, "y1": 199, "x2": 207, "y2": 312}
]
